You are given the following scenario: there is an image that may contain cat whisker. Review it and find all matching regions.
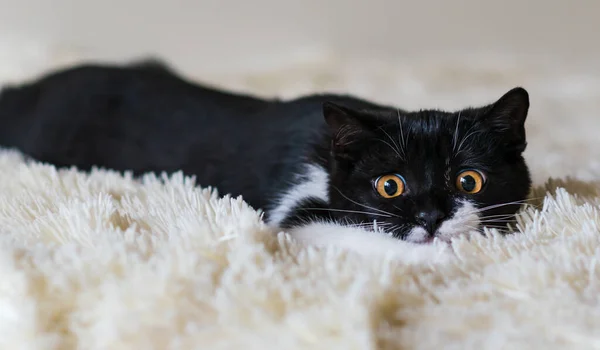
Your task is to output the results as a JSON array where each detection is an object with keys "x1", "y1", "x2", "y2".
[
  {"x1": 479, "y1": 216, "x2": 516, "y2": 222},
  {"x1": 479, "y1": 217, "x2": 516, "y2": 221},
  {"x1": 378, "y1": 139, "x2": 404, "y2": 160},
  {"x1": 299, "y1": 207, "x2": 392, "y2": 218},
  {"x1": 465, "y1": 224, "x2": 513, "y2": 236},
  {"x1": 452, "y1": 111, "x2": 462, "y2": 153},
  {"x1": 480, "y1": 221, "x2": 516, "y2": 225},
  {"x1": 392, "y1": 205, "x2": 405, "y2": 212},
  {"x1": 455, "y1": 122, "x2": 477, "y2": 154},
  {"x1": 397, "y1": 109, "x2": 408, "y2": 159},
  {"x1": 478, "y1": 214, "x2": 518, "y2": 221},
  {"x1": 347, "y1": 218, "x2": 391, "y2": 227},
  {"x1": 379, "y1": 126, "x2": 405, "y2": 160},
  {"x1": 479, "y1": 223, "x2": 515, "y2": 227},
  {"x1": 458, "y1": 224, "x2": 483, "y2": 230},
  {"x1": 477, "y1": 196, "x2": 543, "y2": 206},
  {"x1": 345, "y1": 222, "x2": 385, "y2": 228},
  {"x1": 480, "y1": 222, "x2": 513, "y2": 228},
  {"x1": 479, "y1": 211, "x2": 523, "y2": 217},
  {"x1": 478, "y1": 200, "x2": 536, "y2": 212},
  {"x1": 479, "y1": 212, "x2": 520, "y2": 218},
  {"x1": 333, "y1": 186, "x2": 401, "y2": 218},
  {"x1": 479, "y1": 200, "x2": 533, "y2": 210},
  {"x1": 482, "y1": 226, "x2": 513, "y2": 233},
  {"x1": 456, "y1": 129, "x2": 483, "y2": 157},
  {"x1": 384, "y1": 225, "x2": 402, "y2": 237}
]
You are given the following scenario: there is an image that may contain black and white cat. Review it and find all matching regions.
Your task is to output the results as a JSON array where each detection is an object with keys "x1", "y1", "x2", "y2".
[{"x1": 0, "y1": 61, "x2": 531, "y2": 245}]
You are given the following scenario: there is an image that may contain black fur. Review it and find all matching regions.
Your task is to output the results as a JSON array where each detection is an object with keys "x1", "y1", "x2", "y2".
[
  {"x1": 0, "y1": 61, "x2": 531, "y2": 241},
  {"x1": 310, "y1": 90, "x2": 532, "y2": 240}
]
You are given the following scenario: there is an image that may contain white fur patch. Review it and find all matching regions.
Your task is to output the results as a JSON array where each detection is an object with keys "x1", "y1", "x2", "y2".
[
  {"x1": 405, "y1": 200, "x2": 481, "y2": 244},
  {"x1": 436, "y1": 200, "x2": 481, "y2": 242},
  {"x1": 267, "y1": 164, "x2": 329, "y2": 225}
]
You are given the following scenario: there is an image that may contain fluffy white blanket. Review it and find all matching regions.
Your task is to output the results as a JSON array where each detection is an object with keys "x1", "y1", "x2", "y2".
[{"x1": 1, "y1": 43, "x2": 599, "y2": 349}]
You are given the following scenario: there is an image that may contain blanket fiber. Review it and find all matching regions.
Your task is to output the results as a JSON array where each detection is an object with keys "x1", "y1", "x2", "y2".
[{"x1": 1, "y1": 45, "x2": 600, "y2": 350}]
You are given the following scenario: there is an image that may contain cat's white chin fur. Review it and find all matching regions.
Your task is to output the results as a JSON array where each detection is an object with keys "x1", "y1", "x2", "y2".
[
  {"x1": 405, "y1": 200, "x2": 481, "y2": 244},
  {"x1": 286, "y1": 222, "x2": 454, "y2": 265}
]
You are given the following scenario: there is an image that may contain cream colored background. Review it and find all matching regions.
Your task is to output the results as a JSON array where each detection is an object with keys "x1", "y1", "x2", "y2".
[{"x1": 1, "y1": 0, "x2": 599, "y2": 74}]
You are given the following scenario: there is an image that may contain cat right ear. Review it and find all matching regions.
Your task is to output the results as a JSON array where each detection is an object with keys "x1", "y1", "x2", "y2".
[
  {"x1": 322, "y1": 102, "x2": 374, "y2": 154},
  {"x1": 480, "y1": 87, "x2": 530, "y2": 152}
]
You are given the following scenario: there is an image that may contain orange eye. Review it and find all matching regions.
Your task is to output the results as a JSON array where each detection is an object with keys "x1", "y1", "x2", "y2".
[
  {"x1": 374, "y1": 174, "x2": 405, "y2": 198},
  {"x1": 456, "y1": 170, "x2": 485, "y2": 194}
]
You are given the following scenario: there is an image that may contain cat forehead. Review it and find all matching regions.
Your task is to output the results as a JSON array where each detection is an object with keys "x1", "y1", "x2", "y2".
[
  {"x1": 375, "y1": 109, "x2": 488, "y2": 145},
  {"x1": 381, "y1": 109, "x2": 471, "y2": 129},
  {"x1": 363, "y1": 116, "x2": 493, "y2": 169}
]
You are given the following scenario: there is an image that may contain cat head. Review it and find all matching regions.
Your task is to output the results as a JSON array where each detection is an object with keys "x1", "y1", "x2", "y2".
[{"x1": 322, "y1": 87, "x2": 532, "y2": 243}]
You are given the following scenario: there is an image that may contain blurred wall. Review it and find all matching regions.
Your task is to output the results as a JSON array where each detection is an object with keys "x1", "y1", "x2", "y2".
[{"x1": 0, "y1": 0, "x2": 598, "y2": 73}]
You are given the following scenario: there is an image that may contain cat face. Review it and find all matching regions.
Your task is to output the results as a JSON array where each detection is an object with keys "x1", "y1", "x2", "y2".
[{"x1": 322, "y1": 87, "x2": 531, "y2": 243}]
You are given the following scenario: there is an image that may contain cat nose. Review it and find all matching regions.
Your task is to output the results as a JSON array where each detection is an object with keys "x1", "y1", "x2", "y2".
[{"x1": 415, "y1": 210, "x2": 446, "y2": 234}]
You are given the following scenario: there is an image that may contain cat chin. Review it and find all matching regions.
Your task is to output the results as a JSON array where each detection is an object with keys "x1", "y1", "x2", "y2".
[{"x1": 286, "y1": 221, "x2": 454, "y2": 264}]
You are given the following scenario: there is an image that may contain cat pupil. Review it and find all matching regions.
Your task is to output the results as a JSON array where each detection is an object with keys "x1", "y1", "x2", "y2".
[
  {"x1": 461, "y1": 176, "x2": 476, "y2": 192},
  {"x1": 384, "y1": 180, "x2": 398, "y2": 195}
]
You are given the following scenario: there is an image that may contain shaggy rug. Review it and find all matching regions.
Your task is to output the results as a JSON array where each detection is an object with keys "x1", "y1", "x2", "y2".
[{"x1": 1, "y1": 42, "x2": 600, "y2": 349}]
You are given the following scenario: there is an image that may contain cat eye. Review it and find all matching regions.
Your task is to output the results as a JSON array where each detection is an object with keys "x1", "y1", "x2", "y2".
[
  {"x1": 374, "y1": 174, "x2": 405, "y2": 198},
  {"x1": 456, "y1": 170, "x2": 485, "y2": 194}
]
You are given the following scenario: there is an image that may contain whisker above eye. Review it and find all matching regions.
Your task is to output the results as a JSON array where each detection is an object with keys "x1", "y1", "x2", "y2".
[
  {"x1": 379, "y1": 126, "x2": 405, "y2": 161},
  {"x1": 397, "y1": 109, "x2": 407, "y2": 158},
  {"x1": 455, "y1": 122, "x2": 478, "y2": 155},
  {"x1": 452, "y1": 111, "x2": 462, "y2": 153},
  {"x1": 378, "y1": 139, "x2": 404, "y2": 160}
]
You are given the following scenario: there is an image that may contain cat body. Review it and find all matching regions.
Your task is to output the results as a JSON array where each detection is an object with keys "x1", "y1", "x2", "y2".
[{"x1": 0, "y1": 61, "x2": 531, "y2": 243}]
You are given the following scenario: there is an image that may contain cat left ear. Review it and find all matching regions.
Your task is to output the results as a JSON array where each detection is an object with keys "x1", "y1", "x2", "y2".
[
  {"x1": 322, "y1": 102, "x2": 376, "y2": 153},
  {"x1": 482, "y1": 87, "x2": 530, "y2": 151}
]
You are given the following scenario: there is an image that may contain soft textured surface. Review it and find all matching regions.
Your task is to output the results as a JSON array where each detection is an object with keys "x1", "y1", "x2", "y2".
[{"x1": 1, "y1": 43, "x2": 600, "y2": 349}]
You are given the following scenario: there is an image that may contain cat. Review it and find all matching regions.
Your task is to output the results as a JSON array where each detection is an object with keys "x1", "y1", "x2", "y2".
[{"x1": 0, "y1": 60, "x2": 531, "y2": 244}]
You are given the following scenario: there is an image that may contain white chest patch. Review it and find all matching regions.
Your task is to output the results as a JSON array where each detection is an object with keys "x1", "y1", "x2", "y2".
[{"x1": 267, "y1": 164, "x2": 329, "y2": 226}]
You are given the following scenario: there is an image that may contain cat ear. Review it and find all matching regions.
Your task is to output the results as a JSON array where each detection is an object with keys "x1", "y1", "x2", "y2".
[
  {"x1": 322, "y1": 102, "x2": 376, "y2": 154},
  {"x1": 481, "y1": 87, "x2": 530, "y2": 151}
]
